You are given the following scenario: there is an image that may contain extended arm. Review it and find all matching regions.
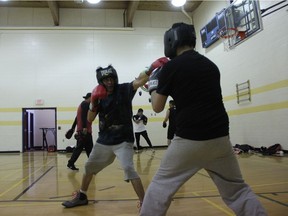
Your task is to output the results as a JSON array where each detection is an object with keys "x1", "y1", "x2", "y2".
[
  {"x1": 133, "y1": 57, "x2": 170, "y2": 91},
  {"x1": 132, "y1": 70, "x2": 149, "y2": 91},
  {"x1": 147, "y1": 57, "x2": 170, "y2": 113}
]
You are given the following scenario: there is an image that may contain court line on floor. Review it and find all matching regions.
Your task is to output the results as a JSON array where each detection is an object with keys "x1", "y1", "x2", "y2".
[
  {"x1": 142, "y1": 151, "x2": 161, "y2": 160},
  {"x1": 0, "y1": 156, "x2": 44, "y2": 180},
  {"x1": 174, "y1": 191, "x2": 288, "y2": 208},
  {"x1": 0, "y1": 168, "x2": 26, "y2": 181},
  {"x1": 98, "y1": 186, "x2": 116, "y2": 191},
  {"x1": 0, "y1": 164, "x2": 52, "y2": 198},
  {"x1": 2, "y1": 190, "x2": 288, "y2": 203},
  {"x1": 1, "y1": 191, "x2": 288, "y2": 208},
  {"x1": 257, "y1": 193, "x2": 288, "y2": 207},
  {"x1": 13, "y1": 166, "x2": 54, "y2": 201},
  {"x1": 251, "y1": 181, "x2": 288, "y2": 188},
  {"x1": 192, "y1": 191, "x2": 234, "y2": 215}
]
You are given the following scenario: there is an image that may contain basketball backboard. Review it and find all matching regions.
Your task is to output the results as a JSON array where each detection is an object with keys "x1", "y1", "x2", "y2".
[{"x1": 222, "y1": 0, "x2": 263, "y2": 48}]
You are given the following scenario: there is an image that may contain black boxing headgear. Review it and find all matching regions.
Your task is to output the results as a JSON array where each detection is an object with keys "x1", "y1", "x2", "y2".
[
  {"x1": 164, "y1": 22, "x2": 196, "y2": 59},
  {"x1": 96, "y1": 65, "x2": 118, "y2": 85}
]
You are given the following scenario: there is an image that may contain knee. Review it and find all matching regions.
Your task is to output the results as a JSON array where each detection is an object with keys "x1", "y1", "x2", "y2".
[
  {"x1": 84, "y1": 161, "x2": 95, "y2": 174},
  {"x1": 123, "y1": 165, "x2": 139, "y2": 180}
]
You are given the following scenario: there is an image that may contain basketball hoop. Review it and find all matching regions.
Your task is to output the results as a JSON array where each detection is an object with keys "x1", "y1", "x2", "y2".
[
  {"x1": 218, "y1": 28, "x2": 238, "y2": 51},
  {"x1": 238, "y1": 31, "x2": 246, "y2": 40}
]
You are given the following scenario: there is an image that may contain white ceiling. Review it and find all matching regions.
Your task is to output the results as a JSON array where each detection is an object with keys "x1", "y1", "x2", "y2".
[{"x1": 0, "y1": 1, "x2": 203, "y2": 26}]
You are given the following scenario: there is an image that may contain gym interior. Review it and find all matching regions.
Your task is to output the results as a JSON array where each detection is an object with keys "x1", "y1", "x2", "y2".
[{"x1": 0, "y1": 1, "x2": 287, "y2": 215}]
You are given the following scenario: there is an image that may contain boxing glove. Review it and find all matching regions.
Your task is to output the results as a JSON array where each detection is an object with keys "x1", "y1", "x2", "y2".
[
  {"x1": 89, "y1": 85, "x2": 107, "y2": 112},
  {"x1": 146, "y1": 57, "x2": 169, "y2": 76},
  {"x1": 148, "y1": 67, "x2": 162, "y2": 94},
  {"x1": 162, "y1": 122, "x2": 167, "y2": 128}
]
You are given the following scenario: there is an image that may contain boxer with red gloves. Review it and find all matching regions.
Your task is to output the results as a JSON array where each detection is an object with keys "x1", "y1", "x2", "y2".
[
  {"x1": 63, "y1": 64, "x2": 152, "y2": 210},
  {"x1": 66, "y1": 93, "x2": 93, "y2": 171}
]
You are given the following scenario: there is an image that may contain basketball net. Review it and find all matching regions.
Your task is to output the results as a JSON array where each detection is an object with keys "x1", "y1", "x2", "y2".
[{"x1": 218, "y1": 28, "x2": 238, "y2": 51}]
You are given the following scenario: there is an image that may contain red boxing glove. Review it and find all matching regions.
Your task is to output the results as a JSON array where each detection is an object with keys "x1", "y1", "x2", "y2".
[
  {"x1": 89, "y1": 85, "x2": 107, "y2": 112},
  {"x1": 146, "y1": 57, "x2": 169, "y2": 76}
]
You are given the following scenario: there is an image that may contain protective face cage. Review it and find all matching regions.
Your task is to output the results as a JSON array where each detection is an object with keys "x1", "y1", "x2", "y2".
[
  {"x1": 96, "y1": 65, "x2": 119, "y2": 85},
  {"x1": 164, "y1": 22, "x2": 196, "y2": 59}
]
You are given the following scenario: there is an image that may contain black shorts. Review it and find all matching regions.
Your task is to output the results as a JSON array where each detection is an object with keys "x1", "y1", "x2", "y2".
[{"x1": 167, "y1": 127, "x2": 176, "y2": 140}]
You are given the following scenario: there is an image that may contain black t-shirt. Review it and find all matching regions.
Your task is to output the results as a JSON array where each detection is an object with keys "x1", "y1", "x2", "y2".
[
  {"x1": 132, "y1": 114, "x2": 148, "y2": 124},
  {"x1": 157, "y1": 49, "x2": 229, "y2": 140},
  {"x1": 76, "y1": 100, "x2": 92, "y2": 133},
  {"x1": 97, "y1": 82, "x2": 136, "y2": 145},
  {"x1": 168, "y1": 106, "x2": 176, "y2": 130}
]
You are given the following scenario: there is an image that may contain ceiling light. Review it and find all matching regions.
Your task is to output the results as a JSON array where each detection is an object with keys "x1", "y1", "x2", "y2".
[
  {"x1": 171, "y1": 0, "x2": 187, "y2": 7},
  {"x1": 87, "y1": 0, "x2": 101, "y2": 4}
]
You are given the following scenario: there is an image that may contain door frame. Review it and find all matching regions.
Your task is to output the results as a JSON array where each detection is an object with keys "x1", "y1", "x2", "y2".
[{"x1": 22, "y1": 107, "x2": 57, "y2": 152}]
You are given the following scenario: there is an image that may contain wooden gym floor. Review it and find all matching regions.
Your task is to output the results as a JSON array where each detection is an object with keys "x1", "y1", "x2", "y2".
[{"x1": 0, "y1": 149, "x2": 287, "y2": 216}]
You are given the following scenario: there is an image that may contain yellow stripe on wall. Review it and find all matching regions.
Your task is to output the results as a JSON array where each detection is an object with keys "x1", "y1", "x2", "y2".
[
  {"x1": 251, "y1": 80, "x2": 288, "y2": 95},
  {"x1": 0, "y1": 101, "x2": 287, "y2": 126},
  {"x1": 57, "y1": 120, "x2": 75, "y2": 125},
  {"x1": 0, "y1": 80, "x2": 287, "y2": 126},
  {"x1": 223, "y1": 94, "x2": 236, "y2": 101},
  {"x1": 223, "y1": 79, "x2": 288, "y2": 102},
  {"x1": 57, "y1": 119, "x2": 99, "y2": 125},
  {"x1": 57, "y1": 107, "x2": 77, "y2": 112},
  {"x1": 227, "y1": 101, "x2": 288, "y2": 116},
  {"x1": 0, "y1": 108, "x2": 21, "y2": 112},
  {"x1": 0, "y1": 121, "x2": 21, "y2": 126}
]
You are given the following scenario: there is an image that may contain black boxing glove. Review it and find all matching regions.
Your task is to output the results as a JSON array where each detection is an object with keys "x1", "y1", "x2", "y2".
[
  {"x1": 162, "y1": 122, "x2": 167, "y2": 128},
  {"x1": 65, "y1": 128, "x2": 74, "y2": 139},
  {"x1": 148, "y1": 67, "x2": 162, "y2": 94}
]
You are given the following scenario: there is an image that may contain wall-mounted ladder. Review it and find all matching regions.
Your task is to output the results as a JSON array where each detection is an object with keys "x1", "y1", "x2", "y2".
[{"x1": 236, "y1": 80, "x2": 251, "y2": 104}]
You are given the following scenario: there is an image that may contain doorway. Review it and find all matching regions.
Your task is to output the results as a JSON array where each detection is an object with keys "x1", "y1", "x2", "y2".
[{"x1": 22, "y1": 108, "x2": 57, "y2": 152}]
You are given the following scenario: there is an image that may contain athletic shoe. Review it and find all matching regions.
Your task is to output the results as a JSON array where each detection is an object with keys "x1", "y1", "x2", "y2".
[
  {"x1": 137, "y1": 201, "x2": 143, "y2": 213},
  {"x1": 62, "y1": 191, "x2": 88, "y2": 208},
  {"x1": 67, "y1": 164, "x2": 79, "y2": 171}
]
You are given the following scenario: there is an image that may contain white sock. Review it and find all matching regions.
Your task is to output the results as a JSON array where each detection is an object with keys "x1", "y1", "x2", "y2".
[{"x1": 80, "y1": 189, "x2": 87, "y2": 195}]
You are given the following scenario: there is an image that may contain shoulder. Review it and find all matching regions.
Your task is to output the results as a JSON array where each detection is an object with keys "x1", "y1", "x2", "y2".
[
  {"x1": 118, "y1": 82, "x2": 134, "y2": 91},
  {"x1": 81, "y1": 100, "x2": 88, "y2": 106},
  {"x1": 119, "y1": 82, "x2": 132, "y2": 87}
]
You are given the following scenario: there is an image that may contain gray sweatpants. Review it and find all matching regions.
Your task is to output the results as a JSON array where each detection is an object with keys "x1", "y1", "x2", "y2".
[
  {"x1": 140, "y1": 136, "x2": 267, "y2": 216},
  {"x1": 84, "y1": 141, "x2": 139, "y2": 181}
]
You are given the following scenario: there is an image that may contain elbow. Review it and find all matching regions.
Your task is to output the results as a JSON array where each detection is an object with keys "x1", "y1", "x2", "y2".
[
  {"x1": 152, "y1": 104, "x2": 164, "y2": 113},
  {"x1": 87, "y1": 110, "x2": 97, "y2": 122},
  {"x1": 150, "y1": 92, "x2": 165, "y2": 113}
]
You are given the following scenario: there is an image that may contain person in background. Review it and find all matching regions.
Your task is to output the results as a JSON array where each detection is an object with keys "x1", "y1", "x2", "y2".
[
  {"x1": 66, "y1": 93, "x2": 93, "y2": 171},
  {"x1": 133, "y1": 108, "x2": 154, "y2": 153},
  {"x1": 162, "y1": 100, "x2": 176, "y2": 146},
  {"x1": 140, "y1": 22, "x2": 267, "y2": 216}
]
